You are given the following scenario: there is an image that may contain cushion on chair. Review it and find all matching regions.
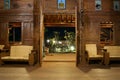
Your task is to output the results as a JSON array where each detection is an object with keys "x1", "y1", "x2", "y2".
[
  {"x1": 104, "y1": 46, "x2": 120, "y2": 58},
  {"x1": 85, "y1": 44, "x2": 98, "y2": 57},
  {"x1": 0, "y1": 45, "x2": 5, "y2": 50},
  {"x1": 10, "y1": 46, "x2": 33, "y2": 58},
  {"x1": 1, "y1": 45, "x2": 33, "y2": 60}
]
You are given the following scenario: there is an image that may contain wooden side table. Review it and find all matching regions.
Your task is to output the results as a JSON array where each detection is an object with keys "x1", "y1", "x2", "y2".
[{"x1": 103, "y1": 52, "x2": 110, "y2": 66}]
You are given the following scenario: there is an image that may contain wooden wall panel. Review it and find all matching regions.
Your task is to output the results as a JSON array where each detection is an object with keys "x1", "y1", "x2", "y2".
[
  {"x1": 85, "y1": 0, "x2": 95, "y2": 11},
  {"x1": 43, "y1": 0, "x2": 57, "y2": 11},
  {"x1": 102, "y1": 0, "x2": 113, "y2": 11},
  {"x1": 84, "y1": 0, "x2": 120, "y2": 46},
  {"x1": 85, "y1": 0, "x2": 113, "y2": 11},
  {"x1": 10, "y1": 0, "x2": 33, "y2": 9},
  {"x1": 84, "y1": 15, "x2": 112, "y2": 44},
  {"x1": 22, "y1": 22, "x2": 33, "y2": 45},
  {"x1": 0, "y1": 23, "x2": 8, "y2": 45},
  {"x1": 0, "y1": 1, "x2": 34, "y2": 46},
  {"x1": 0, "y1": 0, "x2": 33, "y2": 9},
  {"x1": 43, "y1": 0, "x2": 76, "y2": 13},
  {"x1": 0, "y1": 0, "x2": 4, "y2": 9},
  {"x1": 114, "y1": 22, "x2": 120, "y2": 45},
  {"x1": 0, "y1": 0, "x2": 33, "y2": 16},
  {"x1": 66, "y1": 0, "x2": 76, "y2": 10},
  {"x1": 0, "y1": 15, "x2": 33, "y2": 22}
]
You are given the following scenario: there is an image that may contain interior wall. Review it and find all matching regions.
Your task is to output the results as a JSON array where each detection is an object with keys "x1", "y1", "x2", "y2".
[
  {"x1": 0, "y1": 0, "x2": 34, "y2": 45},
  {"x1": 0, "y1": 0, "x2": 120, "y2": 65},
  {"x1": 0, "y1": 0, "x2": 33, "y2": 9},
  {"x1": 43, "y1": 0, "x2": 77, "y2": 13},
  {"x1": 84, "y1": 0, "x2": 120, "y2": 46}
]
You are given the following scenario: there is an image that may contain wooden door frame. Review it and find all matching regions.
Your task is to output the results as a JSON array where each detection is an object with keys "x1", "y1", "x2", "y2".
[{"x1": 39, "y1": 9, "x2": 79, "y2": 66}]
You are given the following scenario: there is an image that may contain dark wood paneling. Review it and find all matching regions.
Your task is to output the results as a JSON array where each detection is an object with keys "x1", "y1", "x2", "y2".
[
  {"x1": 0, "y1": 9, "x2": 33, "y2": 15},
  {"x1": 0, "y1": 0, "x2": 33, "y2": 9},
  {"x1": 0, "y1": 0, "x2": 4, "y2": 9},
  {"x1": 0, "y1": 0, "x2": 34, "y2": 46},
  {"x1": 43, "y1": 0, "x2": 76, "y2": 13},
  {"x1": 0, "y1": 22, "x2": 8, "y2": 45},
  {"x1": 22, "y1": 22, "x2": 33, "y2": 45},
  {"x1": 0, "y1": 15, "x2": 33, "y2": 22},
  {"x1": 10, "y1": 0, "x2": 33, "y2": 9},
  {"x1": 85, "y1": 0, "x2": 113, "y2": 12},
  {"x1": 0, "y1": 22, "x2": 34, "y2": 45}
]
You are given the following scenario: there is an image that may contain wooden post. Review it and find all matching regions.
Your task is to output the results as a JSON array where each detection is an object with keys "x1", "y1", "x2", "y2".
[{"x1": 103, "y1": 52, "x2": 110, "y2": 66}]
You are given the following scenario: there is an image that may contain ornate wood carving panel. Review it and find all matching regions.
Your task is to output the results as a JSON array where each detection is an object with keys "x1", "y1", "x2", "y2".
[{"x1": 44, "y1": 14, "x2": 75, "y2": 27}]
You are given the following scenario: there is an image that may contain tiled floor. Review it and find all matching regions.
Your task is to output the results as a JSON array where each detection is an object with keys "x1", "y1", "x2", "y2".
[
  {"x1": 43, "y1": 53, "x2": 76, "y2": 62},
  {"x1": 0, "y1": 53, "x2": 120, "y2": 80},
  {"x1": 0, "y1": 62, "x2": 120, "y2": 80}
]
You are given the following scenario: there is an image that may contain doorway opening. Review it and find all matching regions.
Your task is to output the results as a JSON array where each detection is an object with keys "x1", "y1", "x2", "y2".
[
  {"x1": 40, "y1": 13, "x2": 77, "y2": 62},
  {"x1": 45, "y1": 27, "x2": 75, "y2": 53},
  {"x1": 43, "y1": 26, "x2": 76, "y2": 62}
]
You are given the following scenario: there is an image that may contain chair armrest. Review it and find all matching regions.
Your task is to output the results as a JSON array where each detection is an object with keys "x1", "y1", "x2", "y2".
[
  {"x1": 101, "y1": 49, "x2": 107, "y2": 53},
  {"x1": 29, "y1": 50, "x2": 37, "y2": 66},
  {"x1": 0, "y1": 53, "x2": 10, "y2": 65},
  {"x1": 85, "y1": 50, "x2": 89, "y2": 63}
]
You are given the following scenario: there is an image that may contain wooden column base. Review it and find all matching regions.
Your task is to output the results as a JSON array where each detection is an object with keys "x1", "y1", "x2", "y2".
[{"x1": 103, "y1": 52, "x2": 110, "y2": 66}]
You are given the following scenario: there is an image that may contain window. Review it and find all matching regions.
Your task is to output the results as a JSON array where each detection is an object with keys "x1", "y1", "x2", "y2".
[
  {"x1": 95, "y1": 0, "x2": 102, "y2": 10},
  {"x1": 8, "y1": 22, "x2": 21, "y2": 43},
  {"x1": 100, "y1": 22, "x2": 113, "y2": 45},
  {"x1": 57, "y1": 0, "x2": 66, "y2": 9},
  {"x1": 113, "y1": 0, "x2": 120, "y2": 11},
  {"x1": 4, "y1": 0, "x2": 10, "y2": 9}
]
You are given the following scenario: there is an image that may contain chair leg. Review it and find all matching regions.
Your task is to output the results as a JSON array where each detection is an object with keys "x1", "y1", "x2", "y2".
[
  {"x1": 0, "y1": 60, "x2": 3, "y2": 66},
  {"x1": 29, "y1": 53, "x2": 35, "y2": 66}
]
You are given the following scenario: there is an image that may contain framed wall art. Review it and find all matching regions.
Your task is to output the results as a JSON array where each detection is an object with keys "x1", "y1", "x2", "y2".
[
  {"x1": 58, "y1": 0, "x2": 66, "y2": 9},
  {"x1": 113, "y1": 0, "x2": 120, "y2": 11},
  {"x1": 95, "y1": 0, "x2": 102, "y2": 10},
  {"x1": 4, "y1": 0, "x2": 10, "y2": 9}
]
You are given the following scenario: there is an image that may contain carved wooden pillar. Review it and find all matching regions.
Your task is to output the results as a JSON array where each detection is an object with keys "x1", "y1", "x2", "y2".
[
  {"x1": 33, "y1": 0, "x2": 41, "y2": 66},
  {"x1": 76, "y1": 6, "x2": 80, "y2": 66},
  {"x1": 77, "y1": 0, "x2": 86, "y2": 65}
]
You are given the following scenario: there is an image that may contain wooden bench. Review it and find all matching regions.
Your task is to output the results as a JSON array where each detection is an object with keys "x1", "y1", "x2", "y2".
[
  {"x1": 85, "y1": 44, "x2": 103, "y2": 64},
  {"x1": 103, "y1": 46, "x2": 120, "y2": 62},
  {"x1": 0, "y1": 45, "x2": 36, "y2": 66}
]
